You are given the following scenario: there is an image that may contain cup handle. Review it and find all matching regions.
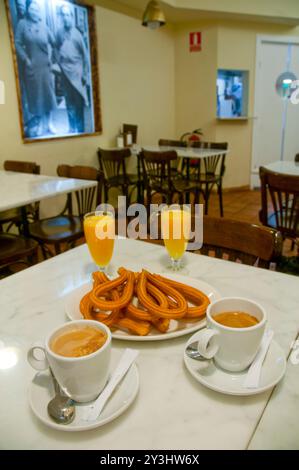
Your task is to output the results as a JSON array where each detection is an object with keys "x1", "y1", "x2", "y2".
[
  {"x1": 27, "y1": 341, "x2": 49, "y2": 371},
  {"x1": 197, "y1": 329, "x2": 220, "y2": 359}
]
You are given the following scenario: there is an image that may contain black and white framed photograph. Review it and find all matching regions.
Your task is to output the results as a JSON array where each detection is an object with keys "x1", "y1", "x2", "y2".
[{"x1": 5, "y1": 0, "x2": 102, "y2": 142}]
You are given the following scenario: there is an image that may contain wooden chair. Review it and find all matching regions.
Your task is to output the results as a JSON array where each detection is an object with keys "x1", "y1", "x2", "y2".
[
  {"x1": 28, "y1": 165, "x2": 103, "y2": 258},
  {"x1": 98, "y1": 147, "x2": 139, "y2": 203},
  {"x1": 198, "y1": 216, "x2": 282, "y2": 269},
  {"x1": 0, "y1": 233, "x2": 38, "y2": 277},
  {"x1": 259, "y1": 166, "x2": 299, "y2": 245},
  {"x1": 1, "y1": 160, "x2": 41, "y2": 232},
  {"x1": 158, "y1": 139, "x2": 187, "y2": 176},
  {"x1": 4, "y1": 160, "x2": 40, "y2": 174},
  {"x1": 140, "y1": 149, "x2": 197, "y2": 211},
  {"x1": 145, "y1": 216, "x2": 282, "y2": 270},
  {"x1": 188, "y1": 141, "x2": 228, "y2": 216},
  {"x1": 123, "y1": 124, "x2": 138, "y2": 144}
]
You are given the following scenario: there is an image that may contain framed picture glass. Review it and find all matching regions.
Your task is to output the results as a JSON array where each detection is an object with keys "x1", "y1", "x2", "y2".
[
  {"x1": 217, "y1": 69, "x2": 249, "y2": 119},
  {"x1": 5, "y1": 0, "x2": 102, "y2": 142}
]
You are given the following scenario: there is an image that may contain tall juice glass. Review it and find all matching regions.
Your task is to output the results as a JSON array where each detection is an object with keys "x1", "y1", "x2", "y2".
[
  {"x1": 84, "y1": 211, "x2": 115, "y2": 274},
  {"x1": 161, "y1": 206, "x2": 191, "y2": 271}
]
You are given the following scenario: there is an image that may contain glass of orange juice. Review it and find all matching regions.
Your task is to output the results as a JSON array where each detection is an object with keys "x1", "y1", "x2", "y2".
[
  {"x1": 161, "y1": 205, "x2": 191, "y2": 272},
  {"x1": 84, "y1": 211, "x2": 115, "y2": 273}
]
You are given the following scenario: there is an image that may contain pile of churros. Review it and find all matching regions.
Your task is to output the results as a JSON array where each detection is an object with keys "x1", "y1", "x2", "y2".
[{"x1": 80, "y1": 267, "x2": 210, "y2": 336}]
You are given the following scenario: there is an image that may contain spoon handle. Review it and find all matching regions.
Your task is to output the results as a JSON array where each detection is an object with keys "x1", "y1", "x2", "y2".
[{"x1": 49, "y1": 368, "x2": 61, "y2": 395}]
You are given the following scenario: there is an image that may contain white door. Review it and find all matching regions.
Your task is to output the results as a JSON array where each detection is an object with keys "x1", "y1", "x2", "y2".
[{"x1": 251, "y1": 37, "x2": 299, "y2": 187}]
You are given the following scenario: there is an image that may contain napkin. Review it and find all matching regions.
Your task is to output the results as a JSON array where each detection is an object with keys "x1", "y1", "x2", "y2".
[
  {"x1": 243, "y1": 330, "x2": 274, "y2": 389},
  {"x1": 82, "y1": 348, "x2": 139, "y2": 422}
]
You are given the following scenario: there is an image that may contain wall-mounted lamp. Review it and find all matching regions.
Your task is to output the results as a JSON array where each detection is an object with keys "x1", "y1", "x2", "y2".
[{"x1": 142, "y1": 1, "x2": 166, "y2": 30}]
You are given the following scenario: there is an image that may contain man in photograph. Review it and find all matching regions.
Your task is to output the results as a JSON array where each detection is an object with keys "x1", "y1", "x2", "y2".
[
  {"x1": 15, "y1": 0, "x2": 26, "y2": 22},
  {"x1": 56, "y1": 3, "x2": 89, "y2": 134}
]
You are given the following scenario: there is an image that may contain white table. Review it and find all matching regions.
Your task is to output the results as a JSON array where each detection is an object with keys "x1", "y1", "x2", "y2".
[
  {"x1": 0, "y1": 171, "x2": 97, "y2": 212},
  {"x1": 141, "y1": 146, "x2": 228, "y2": 160},
  {"x1": 0, "y1": 238, "x2": 298, "y2": 450},
  {"x1": 264, "y1": 161, "x2": 299, "y2": 176},
  {"x1": 126, "y1": 145, "x2": 229, "y2": 175}
]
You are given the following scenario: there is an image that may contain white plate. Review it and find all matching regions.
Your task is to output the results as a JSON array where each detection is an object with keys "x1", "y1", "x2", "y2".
[
  {"x1": 184, "y1": 330, "x2": 286, "y2": 396},
  {"x1": 29, "y1": 356, "x2": 139, "y2": 432},
  {"x1": 64, "y1": 273, "x2": 221, "y2": 341}
]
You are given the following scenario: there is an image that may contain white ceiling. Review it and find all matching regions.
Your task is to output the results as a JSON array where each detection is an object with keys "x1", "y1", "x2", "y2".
[{"x1": 94, "y1": 0, "x2": 299, "y2": 25}]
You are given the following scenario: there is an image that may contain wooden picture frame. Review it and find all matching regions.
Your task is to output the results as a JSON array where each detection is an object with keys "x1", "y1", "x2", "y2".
[{"x1": 5, "y1": 0, "x2": 102, "y2": 143}]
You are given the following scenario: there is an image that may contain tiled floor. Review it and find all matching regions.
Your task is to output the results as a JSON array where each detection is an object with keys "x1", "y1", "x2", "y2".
[{"x1": 203, "y1": 189, "x2": 261, "y2": 223}]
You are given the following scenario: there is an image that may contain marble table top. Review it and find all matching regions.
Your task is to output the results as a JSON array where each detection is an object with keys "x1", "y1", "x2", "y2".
[
  {"x1": 0, "y1": 171, "x2": 97, "y2": 212},
  {"x1": 0, "y1": 238, "x2": 298, "y2": 449},
  {"x1": 264, "y1": 161, "x2": 299, "y2": 176},
  {"x1": 140, "y1": 146, "x2": 228, "y2": 160}
]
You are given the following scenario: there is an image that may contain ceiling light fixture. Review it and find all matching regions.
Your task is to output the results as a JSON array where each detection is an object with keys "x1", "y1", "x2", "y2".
[{"x1": 142, "y1": 1, "x2": 166, "y2": 30}]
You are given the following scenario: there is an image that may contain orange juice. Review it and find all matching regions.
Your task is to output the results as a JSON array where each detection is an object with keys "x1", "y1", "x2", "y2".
[
  {"x1": 84, "y1": 214, "x2": 115, "y2": 267},
  {"x1": 161, "y1": 209, "x2": 191, "y2": 260}
]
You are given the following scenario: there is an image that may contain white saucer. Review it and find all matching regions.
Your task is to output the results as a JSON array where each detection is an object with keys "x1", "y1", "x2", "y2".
[
  {"x1": 184, "y1": 330, "x2": 286, "y2": 396},
  {"x1": 64, "y1": 273, "x2": 221, "y2": 341},
  {"x1": 29, "y1": 358, "x2": 139, "y2": 432}
]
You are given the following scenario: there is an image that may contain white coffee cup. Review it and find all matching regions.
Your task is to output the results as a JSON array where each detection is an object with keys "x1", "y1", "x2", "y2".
[
  {"x1": 197, "y1": 297, "x2": 266, "y2": 372},
  {"x1": 27, "y1": 320, "x2": 111, "y2": 403}
]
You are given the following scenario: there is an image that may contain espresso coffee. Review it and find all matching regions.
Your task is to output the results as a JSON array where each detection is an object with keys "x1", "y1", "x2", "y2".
[
  {"x1": 213, "y1": 311, "x2": 259, "y2": 328},
  {"x1": 50, "y1": 326, "x2": 107, "y2": 358}
]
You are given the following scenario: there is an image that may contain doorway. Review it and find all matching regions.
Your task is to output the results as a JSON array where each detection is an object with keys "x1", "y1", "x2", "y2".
[{"x1": 251, "y1": 35, "x2": 299, "y2": 187}]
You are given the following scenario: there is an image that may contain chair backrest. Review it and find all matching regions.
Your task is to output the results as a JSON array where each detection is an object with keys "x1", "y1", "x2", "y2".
[
  {"x1": 97, "y1": 148, "x2": 131, "y2": 180},
  {"x1": 140, "y1": 149, "x2": 177, "y2": 191},
  {"x1": 4, "y1": 160, "x2": 40, "y2": 174},
  {"x1": 191, "y1": 141, "x2": 228, "y2": 176},
  {"x1": 158, "y1": 139, "x2": 187, "y2": 148},
  {"x1": 143, "y1": 215, "x2": 282, "y2": 270},
  {"x1": 259, "y1": 166, "x2": 299, "y2": 239},
  {"x1": 295, "y1": 153, "x2": 299, "y2": 163},
  {"x1": 123, "y1": 124, "x2": 138, "y2": 144},
  {"x1": 57, "y1": 164, "x2": 103, "y2": 217},
  {"x1": 198, "y1": 216, "x2": 282, "y2": 269}
]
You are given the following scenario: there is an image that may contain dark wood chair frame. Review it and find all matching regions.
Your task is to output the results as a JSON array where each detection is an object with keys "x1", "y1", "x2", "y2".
[
  {"x1": 188, "y1": 142, "x2": 228, "y2": 217},
  {"x1": 144, "y1": 216, "x2": 282, "y2": 270},
  {"x1": 140, "y1": 149, "x2": 198, "y2": 211},
  {"x1": 0, "y1": 233, "x2": 38, "y2": 278},
  {"x1": 29, "y1": 165, "x2": 103, "y2": 258},
  {"x1": 98, "y1": 148, "x2": 138, "y2": 203},
  {"x1": 259, "y1": 166, "x2": 299, "y2": 245}
]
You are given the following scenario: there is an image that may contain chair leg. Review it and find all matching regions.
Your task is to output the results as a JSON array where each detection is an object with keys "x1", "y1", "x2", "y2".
[
  {"x1": 104, "y1": 185, "x2": 109, "y2": 203},
  {"x1": 204, "y1": 184, "x2": 209, "y2": 215},
  {"x1": 146, "y1": 189, "x2": 151, "y2": 216},
  {"x1": 218, "y1": 183, "x2": 224, "y2": 217},
  {"x1": 194, "y1": 189, "x2": 200, "y2": 205},
  {"x1": 28, "y1": 248, "x2": 39, "y2": 266},
  {"x1": 39, "y1": 243, "x2": 48, "y2": 260},
  {"x1": 168, "y1": 191, "x2": 175, "y2": 205},
  {"x1": 54, "y1": 243, "x2": 61, "y2": 255}
]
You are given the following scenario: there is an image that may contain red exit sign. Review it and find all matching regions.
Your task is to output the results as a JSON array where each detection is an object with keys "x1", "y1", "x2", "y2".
[{"x1": 189, "y1": 32, "x2": 201, "y2": 52}]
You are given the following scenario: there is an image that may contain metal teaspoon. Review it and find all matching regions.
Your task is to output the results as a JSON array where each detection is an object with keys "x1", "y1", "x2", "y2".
[{"x1": 47, "y1": 368, "x2": 75, "y2": 425}]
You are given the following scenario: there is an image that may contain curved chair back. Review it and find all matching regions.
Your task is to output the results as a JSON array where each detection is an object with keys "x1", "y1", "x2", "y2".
[
  {"x1": 57, "y1": 164, "x2": 103, "y2": 217},
  {"x1": 4, "y1": 160, "x2": 40, "y2": 174}
]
